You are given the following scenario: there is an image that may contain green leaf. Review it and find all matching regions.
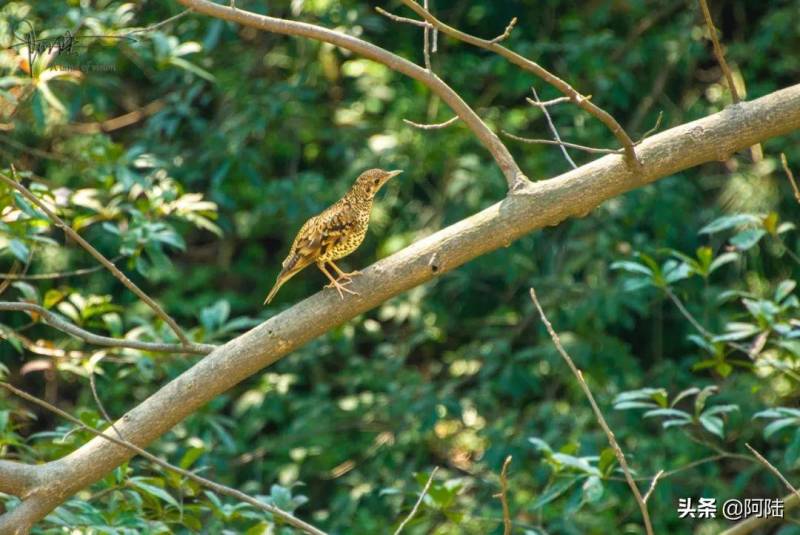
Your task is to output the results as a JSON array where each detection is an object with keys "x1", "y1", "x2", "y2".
[
  {"x1": 8, "y1": 239, "x2": 30, "y2": 262},
  {"x1": 730, "y1": 229, "x2": 766, "y2": 250},
  {"x1": 764, "y1": 418, "x2": 800, "y2": 438},
  {"x1": 776, "y1": 280, "x2": 796, "y2": 303},
  {"x1": 699, "y1": 415, "x2": 724, "y2": 438},
  {"x1": 708, "y1": 252, "x2": 739, "y2": 274},
  {"x1": 531, "y1": 477, "x2": 578, "y2": 509},
  {"x1": 699, "y1": 214, "x2": 760, "y2": 234},
  {"x1": 610, "y1": 261, "x2": 652, "y2": 277},
  {"x1": 129, "y1": 477, "x2": 180, "y2": 509},
  {"x1": 582, "y1": 476, "x2": 603, "y2": 503}
]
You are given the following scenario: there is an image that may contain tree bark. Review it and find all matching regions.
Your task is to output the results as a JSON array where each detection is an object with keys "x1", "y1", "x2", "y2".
[{"x1": 2, "y1": 83, "x2": 800, "y2": 532}]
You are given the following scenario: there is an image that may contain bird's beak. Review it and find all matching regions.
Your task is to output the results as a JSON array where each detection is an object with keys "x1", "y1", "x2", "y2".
[{"x1": 384, "y1": 170, "x2": 403, "y2": 183}]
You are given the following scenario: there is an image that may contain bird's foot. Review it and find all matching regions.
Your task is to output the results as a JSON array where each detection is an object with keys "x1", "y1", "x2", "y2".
[
  {"x1": 336, "y1": 270, "x2": 362, "y2": 282},
  {"x1": 325, "y1": 278, "x2": 359, "y2": 299}
]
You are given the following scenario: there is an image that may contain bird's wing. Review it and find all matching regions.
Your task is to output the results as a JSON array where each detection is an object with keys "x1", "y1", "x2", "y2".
[
  {"x1": 315, "y1": 208, "x2": 358, "y2": 257},
  {"x1": 285, "y1": 217, "x2": 324, "y2": 269}
]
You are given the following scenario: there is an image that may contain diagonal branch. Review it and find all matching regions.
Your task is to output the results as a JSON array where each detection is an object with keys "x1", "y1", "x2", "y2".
[
  {"x1": 176, "y1": 0, "x2": 527, "y2": 190},
  {"x1": 395, "y1": 0, "x2": 639, "y2": 167},
  {"x1": 697, "y1": 0, "x2": 762, "y2": 162},
  {"x1": 0, "y1": 382, "x2": 326, "y2": 535},
  {"x1": 0, "y1": 302, "x2": 215, "y2": 355},
  {"x1": 0, "y1": 168, "x2": 194, "y2": 347},
  {"x1": 1, "y1": 83, "x2": 799, "y2": 531},
  {"x1": 529, "y1": 287, "x2": 653, "y2": 535}
]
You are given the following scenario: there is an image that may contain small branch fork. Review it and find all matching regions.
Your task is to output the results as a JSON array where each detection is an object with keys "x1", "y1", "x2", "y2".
[
  {"x1": 697, "y1": 0, "x2": 762, "y2": 162},
  {"x1": 0, "y1": 382, "x2": 326, "y2": 535},
  {"x1": 175, "y1": 0, "x2": 527, "y2": 190},
  {"x1": 493, "y1": 456, "x2": 513, "y2": 535},
  {"x1": 0, "y1": 167, "x2": 194, "y2": 348},
  {"x1": 381, "y1": 0, "x2": 639, "y2": 169},
  {"x1": 529, "y1": 287, "x2": 655, "y2": 535},
  {"x1": 0, "y1": 302, "x2": 215, "y2": 355}
]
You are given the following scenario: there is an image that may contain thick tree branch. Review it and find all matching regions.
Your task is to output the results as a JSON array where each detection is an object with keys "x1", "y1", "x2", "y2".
[
  {"x1": 1, "y1": 83, "x2": 799, "y2": 531},
  {"x1": 0, "y1": 302, "x2": 215, "y2": 355},
  {"x1": 176, "y1": 0, "x2": 527, "y2": 190},
  {"x1": 0, "y1": 169, "x2": 194, "y2": 347},
  {"x1": 395, "y1": 0, "x2": 639, "y2": 167}
]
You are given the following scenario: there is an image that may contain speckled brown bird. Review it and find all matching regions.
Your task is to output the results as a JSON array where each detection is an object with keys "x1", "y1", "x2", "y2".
[{"x1": 264, "y1": 168, "x2": 402, "y2": 305}]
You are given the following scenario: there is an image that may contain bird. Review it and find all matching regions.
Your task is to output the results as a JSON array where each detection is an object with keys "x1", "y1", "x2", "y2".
[{"x1": 263, "y1": 168, "x2": 402, "y2": 305}]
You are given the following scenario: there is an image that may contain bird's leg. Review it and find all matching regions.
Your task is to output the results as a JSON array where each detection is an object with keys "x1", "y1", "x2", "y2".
[
  {"x1": 328, "y1": 260, "x2": 362, "y2": 282},
  {"x1": 317, "y1": 262, "x2": 359, "y2": 299}
]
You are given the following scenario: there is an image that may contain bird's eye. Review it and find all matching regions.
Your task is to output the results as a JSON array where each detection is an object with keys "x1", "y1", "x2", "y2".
[{"x1": 373, "y1": 179, "x2": 379, "y2": 185}]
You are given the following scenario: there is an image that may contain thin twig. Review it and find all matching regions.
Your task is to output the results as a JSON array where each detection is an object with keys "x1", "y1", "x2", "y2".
[
  {"x1": 375, "y1": 7, "x2": 432, "y2": 29},
  {"x1": 397, "y1": 0, "x2": 639, "y2": 168},
  {"x1": 88, "y1": 353, "x2": 124, "y2": 440},
  {"x1": 178, "y1": 0, "x2": 525, "y2": 189},
  {"x1": 1, "y1": 168, "x2": 193, "y2": 347},
  {"x1": 403, "y1": 116, "x2": 459, "y2": 130},
  {"x1": 0, "y1": 256, "x2": 123, "y2": 280},
  {"x1": 493, "y1": 456, "x2": 512, "y2": 535},
  {"x1": 0, "y1": 302, "x2": 215, "y2": 355},
  {"x1": 781, "y1": 153, "x2": 800, "y2": 204},
  {"x1": 489, "y1": 17, "x2": 517, "y2": 44},
  {"x1": 394, "y1": 467, "x2": 439, "y2": 535},
  {"x1": 422, "y1": 0, "x2": 432, "y2": 71},
  {"x1": 502, "y1": 131, "x2": 620, "y2": 154},
  {"x1": 697, "y1": 0, "x2": 740, "y2": 103},
  {"x1": 642, "y1": 470, "x2": 664, "y2": 503},
  {"x1": 529, "y1": 287, "x2": 654, "y2": 535},
  {"x1": 122, "y1": 8, "x2": 193, "y2": 35},
  {"x1": 0, "y1": 382, "x2": 327, "y2": 535},
  {"x1": 697, "y1": 0, "x2": 762, "y2": 162},
  {"x1": 530, "y1": 86, "x2": 577, "y2": 169},
  {"x1": 745, "y1": 443, "x2": 800, "y2": 504}
]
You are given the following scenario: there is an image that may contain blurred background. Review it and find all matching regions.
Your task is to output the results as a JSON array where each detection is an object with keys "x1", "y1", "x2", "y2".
[{"x1": 1, "y1": 0, "x2": 799, "y2": 533}]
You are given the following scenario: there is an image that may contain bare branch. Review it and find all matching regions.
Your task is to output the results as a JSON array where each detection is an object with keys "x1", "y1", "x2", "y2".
[
  {"x1": 0, "y1": 382, "x2": 327, "y2": 535},
  {"x1": 403, "y1": 116, "x2": 459, "y2": 130},
  {"x1": 2, "y1": 82, "x2": 799, "y2": 530},
  {"x1": 493, "y1": 456, "x2": 512, "y2": 535},
  {"x1": 489, "y1": 17, "x2": 517, "y2": 44},
  {"x1": 530, "y1": 86, "x2": 577, "y2": 168},
  {"x1": 502, "y1": 130, "x2": 620, "y2": 154},
  {"x1": 643, "y1": 470, "x2": 664, "y2": 503},
  {"x1": 176, "y1": 0, "x2": 527, "y2": 189},
  {"x1": 781, "y1": 153, "x2": 800, "y2": 204},
  {"x1": 529, "y1": 287, "x2": 654, "y2": 535},
  {"x1": 66, "y1": 100, "x2": 165, "y2": 134},
  {"x1": 422, "y1": 0, "x2": 432, "y2": 71},
  {"x1": 0, "y1": 168, "x2": 193, "y2": 347},
  {"x1": 0, "y1": 302, "x2": 215, "y2": 355},
  {"x1": 745, "y1": 443, "x2": 800, "y2": 504},
  {"x1": 89, "y1": 353, "x2": 124, "y2": 440},
  {"x1": 397, "y1": 0, "x2": 639, "y2": 167},
  {"x1": 0, "y1": 256, "x2": 123, "y2": 280},
  {"x1": 394, "y1": 467, "x2": 438, "y2": 535},
  {"x1": 697, "y1": 0, "x2": 740, "y2": 103},
  {"x1": 374, "y1": 7, "x2": 431, "y2": 29},
  {"x1": 697, "y1": 0, "x2": 762, "y2": 162}
]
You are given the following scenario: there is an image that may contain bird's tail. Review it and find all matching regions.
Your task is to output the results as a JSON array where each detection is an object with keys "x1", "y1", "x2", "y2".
[{"x1": 263, "y1": 253, "x2": 308, "y2": 305}]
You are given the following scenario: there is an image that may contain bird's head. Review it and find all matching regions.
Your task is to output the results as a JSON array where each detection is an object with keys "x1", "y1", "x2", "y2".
[{"x1": 351, "y1": 168, "x2": 402, "y2": 199}]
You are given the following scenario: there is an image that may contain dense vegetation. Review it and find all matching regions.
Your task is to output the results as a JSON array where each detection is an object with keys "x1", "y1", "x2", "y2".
[{"x1": 1, "y1": 0, "x2": 799, "y2": 533}]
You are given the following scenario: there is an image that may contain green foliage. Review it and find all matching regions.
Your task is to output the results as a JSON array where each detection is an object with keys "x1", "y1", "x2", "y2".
[{"x1": 0, "y1": 0, "x2": 799, "y2": 533}]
